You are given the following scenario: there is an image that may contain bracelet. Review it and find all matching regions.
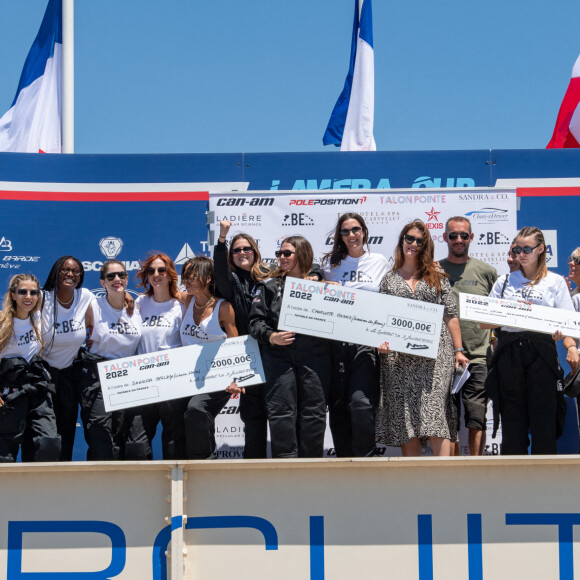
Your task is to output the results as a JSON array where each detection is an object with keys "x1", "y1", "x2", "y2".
[
  {"x1": 218, "y1": 235, "x2": 226, "y2": 242},
  {"x1": 269, "y1": 333, "x2": 275, "y2": 345},
  {"x1": 454, "y1": 347, "x2": 465, "y2": 353},
  {"x1": 566, "y1": 343, "x2": 578, "y2": 350}
]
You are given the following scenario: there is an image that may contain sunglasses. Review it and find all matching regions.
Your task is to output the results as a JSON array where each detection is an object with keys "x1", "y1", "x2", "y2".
[
  {"x1": 339, "y1": 226, "x2": 362, "y2": 237},
  {"x1": 512, "y1": 244, "x2": 540, "y2": 255},
  {"x1": 569, "y1": 255, "x2": 580, "y2": 265},
  {"x1": 60, "y1": 267, "x2": 81, "y2": 276},
  {"x1": 448, "y1": 232, "x2": 470, "y2": 241},
  {"x1": 404, "y1": 234, "x2": 424, "y2": 247},
  {"x1": 275, "y1": 250, "x2": 295, "y2": 258},
  {"x1": 146, "y1": 267, "x2": 167, "y2": 275},
  {"x1": 231, "y1": 246, "x2": 254, "y2": 255},
  {"x1": 16, "y1": 289, "x2": 40, "y2": 296},
  {"x1": 104, "y1": 271, "x2": 128, "y2": 281}
]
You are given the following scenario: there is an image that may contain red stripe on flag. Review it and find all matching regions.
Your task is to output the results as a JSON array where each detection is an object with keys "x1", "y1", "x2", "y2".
[
  {"x1": 0, "y1": 190, "x2": 209, "y2": 202},
  {"x1": 517, "y1": 187, "x2": 580, "y2": 197},
  {"x1": 547, "y1": 77, "x2": 580, "y2": 148}
]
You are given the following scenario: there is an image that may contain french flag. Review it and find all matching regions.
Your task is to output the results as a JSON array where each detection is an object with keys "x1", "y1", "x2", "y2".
[
  {"x1": 546, "y1": 54, "x2": 580, "y2": 149},
  {"x1": 0, "y1": 0, "x2": 62, "y2": 153},
  {"x1": 323, "y1": 0, "x2": 376, "y2": 151}
]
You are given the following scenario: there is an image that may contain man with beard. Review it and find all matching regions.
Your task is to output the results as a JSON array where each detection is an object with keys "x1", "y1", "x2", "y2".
[{"x1": 439, "y1": 216, "x2": 498, "y2": 456}]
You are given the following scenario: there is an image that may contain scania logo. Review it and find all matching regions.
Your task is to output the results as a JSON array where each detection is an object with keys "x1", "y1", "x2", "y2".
[
  {"x1": 99, "y1": 237, "x2": 123, "y2": 259},
  {"x1": 216, "y1": 197, "x2": 274, "y2": 207}
]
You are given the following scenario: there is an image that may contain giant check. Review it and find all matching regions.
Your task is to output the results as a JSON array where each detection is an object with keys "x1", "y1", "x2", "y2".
[
  {"x1": 460, "y1": 293, "x2": 580, "y2": 338},
  {"x1": 98, "y1": 335, "x2": 265, "y2": 412},
  {"x1": 278, "y1": 279, "x2": 444, "y2": 358}
]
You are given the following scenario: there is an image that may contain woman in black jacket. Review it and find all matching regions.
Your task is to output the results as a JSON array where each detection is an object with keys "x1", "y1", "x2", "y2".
[
  {"x1": 214, "y1": 219, "x2": 270, "y2": 458},
  {"x1": 249, "y1": 235, "x2": 330, "y2": 458}
]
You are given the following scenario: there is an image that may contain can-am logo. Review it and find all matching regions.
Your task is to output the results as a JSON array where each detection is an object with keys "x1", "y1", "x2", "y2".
[
  {"x1": 99, "y1": 237, "x2": 123, "y2": 259},
  {"x1": 216, "y1": 197, "x2": 274, "y2": 207}
]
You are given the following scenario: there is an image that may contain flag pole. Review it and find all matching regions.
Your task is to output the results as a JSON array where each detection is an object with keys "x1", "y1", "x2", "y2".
[{"x1": 62, "y1": 0, "x2": 74, "y2": 153}]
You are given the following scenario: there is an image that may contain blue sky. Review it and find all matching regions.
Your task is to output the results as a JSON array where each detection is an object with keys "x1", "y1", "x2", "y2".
[{"x1": 1, "y1": 0, "x2": 580, "y2": 154}]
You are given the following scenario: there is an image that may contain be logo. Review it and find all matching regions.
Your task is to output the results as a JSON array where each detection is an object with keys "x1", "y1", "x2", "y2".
[{"x1": 282, "y1": 213, "x2": 315, "y2": 226}]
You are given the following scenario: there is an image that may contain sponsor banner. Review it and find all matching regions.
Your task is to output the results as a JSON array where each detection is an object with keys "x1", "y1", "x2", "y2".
[
  {"x1": 208, "y1": 188, "x2": 518, "y2": 274},
  {"x1": 279, "y1": 279, "x2": 443, "y2": 358},
  {"x1": 98, "y1": 336, "x2": 265, "y2": 412},
  {"x1": 0, "y1": 187, "x2": 210, "y2": 296}
]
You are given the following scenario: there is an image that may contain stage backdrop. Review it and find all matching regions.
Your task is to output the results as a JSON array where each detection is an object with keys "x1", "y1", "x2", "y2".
[{"x1": 208, "y1": 188, "x2": 518, "y2": 457}]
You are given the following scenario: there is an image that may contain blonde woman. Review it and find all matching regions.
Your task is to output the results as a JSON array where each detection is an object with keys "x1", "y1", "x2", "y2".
[
  {"x1": 0, "y1": 274, "x2": 60, "y2": 462},
  {"x1": 484, "y1": 227, "x2": 579, "y2": 454}
]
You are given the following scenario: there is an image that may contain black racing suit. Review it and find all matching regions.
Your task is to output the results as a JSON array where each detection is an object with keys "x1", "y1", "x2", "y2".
[
  {"x1": 0, "y1": 355, "x2": 61, "y2": 462},
  {"x1": 214, "y1": 240, "x2": 268, "y2": 458},
  {"x1": 249, "y1": 276, "x2": 330, "y2": 458}
]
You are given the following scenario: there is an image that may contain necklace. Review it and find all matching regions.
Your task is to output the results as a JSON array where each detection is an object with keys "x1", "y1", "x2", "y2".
[
  {"x1": 194, "y1": 296, "x2": 215, "y2": 310},
  {"x1": 57, "y1": 293, "x2": 74, "y2": 307}
]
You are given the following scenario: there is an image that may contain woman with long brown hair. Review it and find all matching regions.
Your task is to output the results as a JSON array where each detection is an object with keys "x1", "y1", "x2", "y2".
[
  {"x1": 214, "y1": 220, "x2": 270, "y2": 458},
  {"x1": 0, "y1": 274, "x2": 60, "y2": 462},
  {"x1": 322, "y1": 212, "x2": 388, "y2": 457},
  {"x1": 484, "y1": 226, "x2": 578, "y2": 454},
  {"x1": 249, "y1": 235, "x2": 331, "y2": 458},
  {"x1": 376, "y1": 220, "x2": 468, "y2": 456}
]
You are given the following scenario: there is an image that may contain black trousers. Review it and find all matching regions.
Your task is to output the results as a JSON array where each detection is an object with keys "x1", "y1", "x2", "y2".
[
  {"x1": 239, "y1": 385, "x2": 268, "y2": 459},
  {"x1": 123, "y1": 399, "x2": 187, "y2": 460},
  {"x1": 496, "y1": 334, "x2": 560, "y2": 455},
  {"x1": 329, "y1": 342, "x2": 379, "y2": 457},
  {"x1": 0, "y1": 390, "x2": 60, "y2": 463},
  {"x1": 184, "y1": 391, "x2": 232, "y2": 459},
  {"x1": 73, "y1": 360, "x2": 123, "y2": 461},
  {"x1": 262, "y1": 340, "x2": 330, "y2": 458}
]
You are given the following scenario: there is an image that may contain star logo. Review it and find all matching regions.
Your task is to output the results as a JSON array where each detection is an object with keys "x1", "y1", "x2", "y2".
[{"x1": 425, "y1": 207, "x2": 440, "y2": 222}]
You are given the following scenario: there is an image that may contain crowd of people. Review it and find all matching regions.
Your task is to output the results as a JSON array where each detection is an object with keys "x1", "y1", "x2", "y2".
[{"x1": 0, "y1": 213, "x2": 578, "y2": 462}]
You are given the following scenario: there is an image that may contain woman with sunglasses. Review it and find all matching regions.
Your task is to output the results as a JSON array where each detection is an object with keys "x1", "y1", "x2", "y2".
[
  {"x1": 249, "y1": 235, "x2": 331, "y2": 458},
  {"x1": 214, "y1": 220, "x2": 271, "y2": 458},
  {"x1": 484, "y1": 227, "x2": 578, "y2": 455},
  {"x1": 0, "y1": 274, "x2": 60, "y2": 462},
  {"x1": 321, "y1": 213, "x2": 388, "y2": 457},
  {"x1": 119, "y1": 253, "x2": 186, "y2": 460},
  {"x1": 180, "y1": 256, "x2": 240, "y2": 459},
  {"x1": 40, "y1": 256, "x2": 95, "y2": 461},
  {"x1": 78, "y1": 260, "x2": 142, "y2": 460},
  {"x1": 376, "y1": 220, "x2": 468, "y2": 457}
]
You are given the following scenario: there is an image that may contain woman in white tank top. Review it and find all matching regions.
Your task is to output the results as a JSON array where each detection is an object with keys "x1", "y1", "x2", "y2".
[{"x1": 179, "y1": 256, "x2": 240, "y2": 459}]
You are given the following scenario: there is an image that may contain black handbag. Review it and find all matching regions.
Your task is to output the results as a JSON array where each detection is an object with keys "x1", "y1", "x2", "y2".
[{"x1": 563, "y1": 367, "x2": 580, "y2": 398}]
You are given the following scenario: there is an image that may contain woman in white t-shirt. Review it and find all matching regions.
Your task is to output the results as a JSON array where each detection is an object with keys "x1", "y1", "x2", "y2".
[
  {"x1": 80, "y1": 260, "x2": 142, "y2": 460},
  {"x1": 180, "y1": 256, "x2": 240, "y2": 459},
  {"x1": 41, "y1": 256, "x2": 95, "y2": 461},
  {"x1": 123, "y1": 252, "x2": 186, "y2": 460},
  {"x1": 322, "y1": 213, "x2": 388, "y2": 457},
  {"x1": 485, "y1": 226, "x2": 579, "y2": 454},
  {"x1": 0, "y1": 274, "x2": 60, "y2": 462}
]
